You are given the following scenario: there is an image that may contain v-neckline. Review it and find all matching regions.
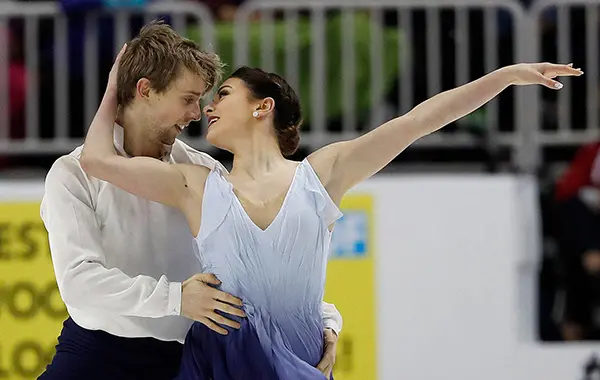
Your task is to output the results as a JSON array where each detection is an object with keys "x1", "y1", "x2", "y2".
[{"x1": 227, "y1": 161, "x2": 303, "y2": 233}]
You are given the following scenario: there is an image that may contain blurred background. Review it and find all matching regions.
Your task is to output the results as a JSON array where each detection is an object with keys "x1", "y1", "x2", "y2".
[{"x1": 1, "y1": 0, "x2": 600, "y2": 379}]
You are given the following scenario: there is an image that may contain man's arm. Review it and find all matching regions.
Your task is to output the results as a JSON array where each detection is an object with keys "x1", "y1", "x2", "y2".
[
  {"x1": 317, "y1": 301, "x2": 342, "y2": 377},
  {"x1": 42, "y1": 155, "x2": 246, "y2": 334},
  {"x1": 321, "y1": 301, "x2": 343, "y2": 335},
  {"x1": 41, "y1": 155, "x2": 181, "y2": 317}
]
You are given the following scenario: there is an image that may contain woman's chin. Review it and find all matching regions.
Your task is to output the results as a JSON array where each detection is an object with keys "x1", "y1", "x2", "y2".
[
  {"x1": 205, "y1": 132, "x2": 229, "y2": 153},
  {"x1": 205, "y1": 130, "x2": 219, "y2": 146}
]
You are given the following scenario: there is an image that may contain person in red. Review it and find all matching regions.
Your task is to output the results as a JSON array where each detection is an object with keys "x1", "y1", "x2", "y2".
[
  {"x1": 0, "y1": 25, "x2": 26, "y2": 168},
  {"x1": 10, "y1": 59, "x2": 26, "y2": 139},
  {"x1": 554, "y1": 141, "x2": 600, "y2": 340}
]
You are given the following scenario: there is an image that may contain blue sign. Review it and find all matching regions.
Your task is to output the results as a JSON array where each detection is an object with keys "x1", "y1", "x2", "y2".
[{"x1": 330, "y1": 211, "x2": 369, "y2": 258}]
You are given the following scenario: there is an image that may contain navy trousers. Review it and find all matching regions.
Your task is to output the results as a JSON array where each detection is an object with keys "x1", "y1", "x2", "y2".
[{"x1": 38, "y1": 318, "x2": 183, "y2": 380}]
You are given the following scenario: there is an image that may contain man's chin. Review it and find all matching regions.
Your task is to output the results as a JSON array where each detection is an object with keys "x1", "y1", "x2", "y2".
[
  {"x1": 159, "y1": 136, "x2": 178, "y2": 150},
  {"x1": 163, "y1": 139, "x2": 176, "y2": 147},
  {"x1": 165, "y1": 132, "x2": 180, "y2": 144}
]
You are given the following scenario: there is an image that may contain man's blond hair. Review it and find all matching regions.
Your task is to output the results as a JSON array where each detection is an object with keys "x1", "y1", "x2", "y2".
[{"x1": 117, "y1": 20, "x2": 224, "y2": 106}]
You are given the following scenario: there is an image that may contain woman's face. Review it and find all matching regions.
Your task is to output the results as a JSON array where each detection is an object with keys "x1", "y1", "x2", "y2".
[{"x1": 203, "y1": 77, "x2": 257, "y2": 153}]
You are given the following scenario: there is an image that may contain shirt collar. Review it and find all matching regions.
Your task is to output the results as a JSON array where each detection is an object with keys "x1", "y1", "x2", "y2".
[{"x1": 113, "y1": 123, "x2": 173, "y2": 162}]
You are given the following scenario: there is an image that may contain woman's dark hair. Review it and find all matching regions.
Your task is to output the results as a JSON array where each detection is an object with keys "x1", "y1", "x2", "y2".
[{"x1": 230, "y1": 66, "x2": 302, "y2": 156}]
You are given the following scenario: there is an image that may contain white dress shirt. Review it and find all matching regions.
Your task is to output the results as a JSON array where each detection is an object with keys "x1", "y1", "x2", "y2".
[{"x1": 40, "y1": 125, "x2": 342, "y2": 343}]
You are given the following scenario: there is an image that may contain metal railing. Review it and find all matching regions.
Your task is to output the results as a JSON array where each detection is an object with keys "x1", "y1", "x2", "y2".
[
  {"x1": 0, "y1": 0, "x2": 597, "y2": 173},
  {"x1": 519, "y1": 0, "x2": 600, "y2": 172},
  {"x1": 0, "y1": 0, "x2": 217, "y2": 153},
  {"x1": 233, "y1": 0, "x2": 527, "y2": 156}
]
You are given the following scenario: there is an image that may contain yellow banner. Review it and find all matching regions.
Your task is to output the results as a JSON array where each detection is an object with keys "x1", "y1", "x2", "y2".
[
  {"x1": 0, "y1": 202, "x2": 67, "y2": 380},
  {"x1": 325, "y1": 194, "x2": 377, "y2": 380},
  {"x1": 0, "y1": 196, "x2": 376, "y2": 379}
]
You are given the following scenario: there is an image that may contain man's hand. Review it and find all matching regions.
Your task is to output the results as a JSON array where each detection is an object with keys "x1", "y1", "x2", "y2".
[
  {"x1": 181, "y1": 273, "x2": 246, "y2": 335},
  {"x1": 316, "y1": 328, "x2": 338, "y2": 378}
]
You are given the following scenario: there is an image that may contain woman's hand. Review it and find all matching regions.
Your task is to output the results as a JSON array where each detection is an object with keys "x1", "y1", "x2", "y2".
[{"x1": 502, "y1": 62, "x2": 583, "y2": 89}]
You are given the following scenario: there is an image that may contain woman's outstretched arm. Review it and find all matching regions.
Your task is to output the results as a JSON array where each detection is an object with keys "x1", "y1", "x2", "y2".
[{"x1": 309, "y1": 62, "x2": 582, "y2": 203}]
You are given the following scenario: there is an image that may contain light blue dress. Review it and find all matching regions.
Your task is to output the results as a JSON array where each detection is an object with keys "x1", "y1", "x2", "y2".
[{"x1": 176, "y1": 158, "x2": 342, "y2": 379}]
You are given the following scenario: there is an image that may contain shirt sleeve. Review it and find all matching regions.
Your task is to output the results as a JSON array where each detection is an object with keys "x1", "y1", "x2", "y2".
[
  {"x1": 40, "y1": 155, "x2": 182, "y2": 318},
  {"x1": 321, "y1": 301, "x2": 343, "y2": 335}
]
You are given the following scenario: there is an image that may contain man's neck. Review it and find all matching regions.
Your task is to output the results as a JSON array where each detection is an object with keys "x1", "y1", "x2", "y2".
[{"x1": 117, "y1": 108, "x2": 165, "y2": 159}]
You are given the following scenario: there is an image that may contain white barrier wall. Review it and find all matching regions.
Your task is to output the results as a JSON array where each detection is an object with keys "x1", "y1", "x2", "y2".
[
  {"x1": 349, "y1": 174, "x2": 600, "y2": 380},
  {"x1": 0, "y1": 176, "x2": 599, "y2": 380}
]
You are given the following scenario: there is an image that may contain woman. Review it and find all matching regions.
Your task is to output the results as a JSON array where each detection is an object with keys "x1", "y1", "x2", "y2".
[{"x1": 80, "y1": 44, "x2": 581, "y2": 379}]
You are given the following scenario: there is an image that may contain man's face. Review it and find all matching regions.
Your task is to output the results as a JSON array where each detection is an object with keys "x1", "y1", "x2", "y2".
[{"x1": 137, "y1": 69, "x2": 207, "y2": 146}]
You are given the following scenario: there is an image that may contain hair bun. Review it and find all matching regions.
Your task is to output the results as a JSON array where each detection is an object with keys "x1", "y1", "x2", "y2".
[
  {"x1": 277, "y1": 124, "x2": 300, "y2": 156},
  {"x1": 230, "y1": 66, "x2": 302, "y2": 156}
]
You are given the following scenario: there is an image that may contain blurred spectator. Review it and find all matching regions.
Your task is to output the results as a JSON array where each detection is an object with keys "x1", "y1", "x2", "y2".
[
  {"x1": 0, "y1": 22, "x2": 26, "y2": 168},
  {"x1": 9, "y1": 62, "x2": 26, "y2": 139},
  {"x1": 199, "y1": 0, "x2": 245, "y2": 21},
  {"x1": 0, "y1": 24, "x2": 26, "y2": 139},
  {"x1": 554, "y1": 141, "x2": 600, "y2": 340}
]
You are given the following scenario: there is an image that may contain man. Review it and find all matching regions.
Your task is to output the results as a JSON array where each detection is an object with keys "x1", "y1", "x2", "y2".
[{"x1": 39, "y1": 21, "x2": 342, "y2": 380}]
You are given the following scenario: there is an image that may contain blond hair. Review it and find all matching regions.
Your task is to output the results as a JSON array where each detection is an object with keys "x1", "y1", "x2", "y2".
[{"x1": 117, "y1": 20, "x2": 224, "y2": 106}]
